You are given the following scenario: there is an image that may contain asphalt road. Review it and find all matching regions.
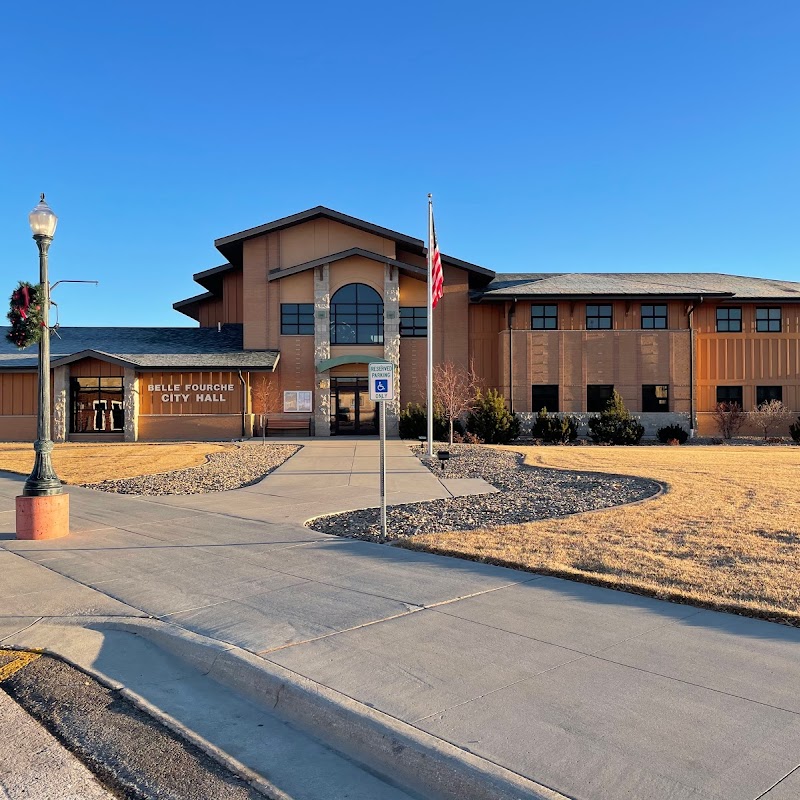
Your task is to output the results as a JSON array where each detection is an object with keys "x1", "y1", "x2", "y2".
[{"x1": 0, "y1": 651, "x2": 270, "y2": 800}]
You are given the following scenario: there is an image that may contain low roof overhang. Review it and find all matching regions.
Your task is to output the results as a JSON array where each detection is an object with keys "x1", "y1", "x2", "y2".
[{"x1": 316, "y1": 354, "x2": 389, "y2": 373}]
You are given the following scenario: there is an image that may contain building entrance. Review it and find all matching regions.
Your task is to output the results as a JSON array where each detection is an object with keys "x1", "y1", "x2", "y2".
[{"x1": 330, "y1": 378, "x2": 377, "y2": 435}]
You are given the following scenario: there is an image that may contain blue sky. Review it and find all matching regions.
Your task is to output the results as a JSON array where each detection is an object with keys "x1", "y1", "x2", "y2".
[{"x1": 2, "y1": 1, "x2": 799, "y2": 326}]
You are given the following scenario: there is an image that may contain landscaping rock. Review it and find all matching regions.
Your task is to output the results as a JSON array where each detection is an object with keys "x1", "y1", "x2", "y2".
[
  {"x1": 81, "y1": 442, "x2": 299, "y2": 495},
  {"x1": 309, "y1": 443, "x2": 661, "y2": 541}
]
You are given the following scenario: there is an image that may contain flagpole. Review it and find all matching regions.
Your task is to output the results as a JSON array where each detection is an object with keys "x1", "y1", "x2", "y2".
[{"x1": 426, "y1": 193, "x2": 434, "y2": 458}]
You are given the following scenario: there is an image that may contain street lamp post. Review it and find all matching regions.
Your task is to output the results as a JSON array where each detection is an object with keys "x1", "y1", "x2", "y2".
[{"x1": 21, "y1": 196, "x2": 65, "y2": 503}]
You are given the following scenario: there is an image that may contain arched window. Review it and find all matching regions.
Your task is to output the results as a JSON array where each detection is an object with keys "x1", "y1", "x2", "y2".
[{"x1": 330, "y1": 283, "x2": 384, "y2": 345}]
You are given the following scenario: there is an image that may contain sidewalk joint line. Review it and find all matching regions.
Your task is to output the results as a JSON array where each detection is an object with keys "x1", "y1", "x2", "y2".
[
  {"x1": 0, "y1": 617, "x2": 43, "y2": 643},
  {"x1": 753, "y1": 761, "x2": 800, "y2": 800}
]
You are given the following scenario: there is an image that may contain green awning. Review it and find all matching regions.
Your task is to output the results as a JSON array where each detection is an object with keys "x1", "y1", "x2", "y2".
[{"x1": 316, "y1": 354, "x2": 389, "y2": 372}]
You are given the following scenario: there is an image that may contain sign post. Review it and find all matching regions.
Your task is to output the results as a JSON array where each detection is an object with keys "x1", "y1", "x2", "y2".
[{"x1": 368, "y1": 362, "x2": 395, "y2": 542}]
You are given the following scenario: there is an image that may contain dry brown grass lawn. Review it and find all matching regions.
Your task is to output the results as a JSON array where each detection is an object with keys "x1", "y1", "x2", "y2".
[
  {"x1": 0, "y1": 442, "x2": 234, "y2": 484},
  {"x1": 404, "y1": 446, "x2": 800, "y2": 624}
]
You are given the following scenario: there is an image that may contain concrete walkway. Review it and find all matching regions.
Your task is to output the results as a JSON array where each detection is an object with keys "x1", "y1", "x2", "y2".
[{"x1": 1, "y1": 440, "x2": 799, "y2": 799}]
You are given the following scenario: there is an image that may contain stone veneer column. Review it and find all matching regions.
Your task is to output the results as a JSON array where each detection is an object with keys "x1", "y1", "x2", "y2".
[
  {"x1": 383, "y1": 264, "x2": 400, "y2": 436},
  {"x1": 123, "y1": 368, "x2": 139, "y2": 442},
  {"x1": 313, "y1": 264, "x2": 331, "y2": 437},
  {"x1": 52, "y1": 365, "x2": 69, "y2": 443}
]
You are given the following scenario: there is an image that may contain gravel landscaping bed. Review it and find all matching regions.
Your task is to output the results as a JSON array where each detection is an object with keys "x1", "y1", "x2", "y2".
[
  {"x1": 308, "y1": 444, "x2": 663, "y2": 541},
  {"x1": 81, "y1": 442, "x2": 300, "y2": 495}
]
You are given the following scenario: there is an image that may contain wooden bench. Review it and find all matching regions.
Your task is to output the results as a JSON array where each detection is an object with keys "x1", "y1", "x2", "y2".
[{"x1": 264, "y1": 417, "x2": 312, "y2": 437}]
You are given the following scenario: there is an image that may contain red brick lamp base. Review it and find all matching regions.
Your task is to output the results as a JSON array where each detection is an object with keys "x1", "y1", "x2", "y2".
[{"x1": 15, "y1": 494, "x2": 70, "y2": 540}]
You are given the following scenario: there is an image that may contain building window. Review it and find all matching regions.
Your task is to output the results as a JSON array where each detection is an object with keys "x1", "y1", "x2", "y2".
[
  {"x1": 586, "y1": 304, "x2": 612, "y2": 329},
  {"x1": 716, "y1": 386, "x2": 743, "y2": 408},
  {"x1": 281, "y1": 303, "x2": 314, "y2": 335},
  {"x1": 641, "y1": 304, "x2": 668, "y2": 329},
  {"x1": 70, "y1": 377, "x2": 124, "y2": 433},
  {"x1": 399, "y1": 307, "x2": 427, "y2": 337},
  {"x1": 330, "y1": 283, "x2": 384, "y2": 345},
  {"x1": 716, "y1": 307, "x2": 742, "y2": 332},
  {"x1": 531, "y1": 304, "x2": 558, "y2": 330},
  {"x1": 756, "y1": 386, "x2": 782, "y2": 405},
  {"x1": 756, "y1": 307, "x2": 781, "y2": 333},
  {"x1": 642, "y1": 384, "x2": 669, "y2": 412},
  {"x1": 587, "y1": 384, "x2": 614, "y2": 412},
  {"x1": 532, "y1": 384, "x2": 559, "y2": 413}
]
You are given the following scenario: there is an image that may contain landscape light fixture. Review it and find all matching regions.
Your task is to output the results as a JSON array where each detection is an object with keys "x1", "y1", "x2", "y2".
[{"x1": 23, "y1": 194, "x2": 63, "y2": 497}]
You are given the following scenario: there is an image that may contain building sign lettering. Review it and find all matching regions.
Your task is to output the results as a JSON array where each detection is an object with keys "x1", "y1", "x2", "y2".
[{"x1": 148, "y1": 383, "x2": 235, "y2": 403}]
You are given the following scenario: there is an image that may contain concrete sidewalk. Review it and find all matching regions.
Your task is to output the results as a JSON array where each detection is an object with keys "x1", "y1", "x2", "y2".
[{"x1": 1, "y1": 440, "x2": 799, "y2": 799}]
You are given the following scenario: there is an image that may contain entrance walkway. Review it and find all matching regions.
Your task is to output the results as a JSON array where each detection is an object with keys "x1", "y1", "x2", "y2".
[{"x1": 1, "y1": 442, "x2": 799, "y2": 799}]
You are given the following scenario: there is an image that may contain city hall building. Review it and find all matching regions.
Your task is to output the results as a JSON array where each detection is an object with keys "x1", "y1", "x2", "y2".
[{"x1": 1, "y1": 206, "x2": 799, "y2": 442}]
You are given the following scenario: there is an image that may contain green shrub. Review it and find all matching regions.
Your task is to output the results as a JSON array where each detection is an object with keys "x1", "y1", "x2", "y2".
[
  {"x1": 791, "y1": 416, "x2": 800, "y2": 443},
  {"x1": 656, "y1": 423, "x2": 689, "y2": 444},
  {"x1": 588, "y1": 390, "x2": 645, "y2": 445},
  {"x1": 531, "y1": 408, "x2": 579, "y2": 444},
  {"x1": 466, "y1": 389, "x2": 520, "y2": 444},
  {"x1": 398, "y1": 402, "x2": 455, "y2": 441}
]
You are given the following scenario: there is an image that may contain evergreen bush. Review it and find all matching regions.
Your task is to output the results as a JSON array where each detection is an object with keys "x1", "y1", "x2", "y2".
[
  {"x1": 398, "y1": 402, "x2": 454, "y2": 441},
  {"x1": 466, "y1": 389, "x2": 520, "y2": 444},
  {"x1": 587, "y1": 391, "x2": 645, "y2": 445},
  {"x1": 656, "y1": 423, "x2": 689, "y2": 444},
  {"x1": 531, "y1": 408, "x2": 579, "y2": 444},
  {"x1": 791, "y1": 416, "x2": 800, "y2": 443}
]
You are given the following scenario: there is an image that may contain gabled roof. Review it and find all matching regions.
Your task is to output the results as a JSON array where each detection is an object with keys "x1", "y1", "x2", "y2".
[
  {"x1": 268, "y1": 248, "x2": 427, "y2": 281},
  {"x1": 0, "y1": 325, "x2": 279, "y2": 371},
  {"x1": 172, "y1": 291, "x2": 216, "y2": 321},
  {"x1": 477, "y1": 272, "x2": 800, "y2": 300},
  {"x1": 213, "y1": 205, "x2": 494, "y2": 280}
]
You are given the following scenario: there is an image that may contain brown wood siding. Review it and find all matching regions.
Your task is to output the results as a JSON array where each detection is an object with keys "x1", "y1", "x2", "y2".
[
  {"x1": 139, "y1": 371, "x2": 243, "y2": 415},
  {"x1": 695, "y1": 303, "x2": 800, "y2": 412},
  {"x1": 435, "y1": 265, "x2": 470, "y2": 369},
  {"x1": 468, "y1": 304, "x2": 504, "y2": 390},
  {"x1": 69, "y1": 357, "x2": 125, "y2": 377},
  {"x1": 196, "y1": 269, "x2": 244, "y2": 328},
  {"x1": 0, "y1": 373, "x2": 38, "y2": 415},
  {"x1": 198, "y1": 297, "x2": 224, "y2": 327}
]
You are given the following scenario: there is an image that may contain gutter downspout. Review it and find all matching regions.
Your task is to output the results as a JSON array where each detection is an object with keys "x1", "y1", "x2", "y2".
[
  {"x1": 237, "y1": 370, "x2": 247, "y2": 438},
  {"x1": 508, "y1": 299, "x2": 517, "y2": 413},
  {"x1": 686, "y1": 298, "x2": 702, "y2": 437}
]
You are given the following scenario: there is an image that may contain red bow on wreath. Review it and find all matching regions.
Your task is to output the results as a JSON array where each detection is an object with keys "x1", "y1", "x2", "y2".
[{"x1": 18, "y1": 285, "x2": 30, "y2": 319}]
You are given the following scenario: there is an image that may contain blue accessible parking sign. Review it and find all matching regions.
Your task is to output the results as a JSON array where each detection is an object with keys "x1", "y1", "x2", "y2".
[{"x1": 368, "y1": 362, "x2": 395, "y2": 401}]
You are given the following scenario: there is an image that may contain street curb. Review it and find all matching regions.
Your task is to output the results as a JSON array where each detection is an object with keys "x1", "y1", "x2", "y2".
[
  {"x1": 108, "y1": 618, "x2": 569, "y2": 800},
  {"x1": 0, "y1": 632, "x2": 288, "y2": 800}
]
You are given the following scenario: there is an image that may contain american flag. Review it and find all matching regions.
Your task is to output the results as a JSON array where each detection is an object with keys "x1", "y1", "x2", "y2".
[{"x1": 431, "y1": 218, "x2": 443, "y2": 309}]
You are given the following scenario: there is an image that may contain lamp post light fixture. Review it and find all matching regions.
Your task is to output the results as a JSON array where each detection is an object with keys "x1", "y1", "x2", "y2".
[{"x1": 23, "y1": 194, "x2": 63, "y2": 497}]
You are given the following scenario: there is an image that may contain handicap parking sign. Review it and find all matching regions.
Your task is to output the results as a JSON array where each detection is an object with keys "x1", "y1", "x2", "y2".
[{"x1": 368, "y1": 362, "x2": 395, "y2": 401}]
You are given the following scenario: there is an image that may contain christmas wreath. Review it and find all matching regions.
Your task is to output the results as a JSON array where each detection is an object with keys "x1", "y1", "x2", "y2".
[{"x1": 6, "y1": 281, "x2": 45, "y2": 349}]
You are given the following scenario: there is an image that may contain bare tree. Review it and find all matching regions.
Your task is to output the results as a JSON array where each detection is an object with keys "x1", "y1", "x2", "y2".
[
  {"x1": 750, "y1": 399, "x2": 794, "y2": 440},
  {"x1": 251, "y1": 374, "x2": 280, "y2": 443},
  {"x1": 712, "y1": 402, "x2": 745, "y2": 440},
  {"x1": 433, "y1": 361, "x2": 480, "y2": 445}
]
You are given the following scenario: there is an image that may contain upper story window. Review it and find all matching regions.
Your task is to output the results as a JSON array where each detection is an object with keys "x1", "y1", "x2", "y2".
[
  {"x1": 400, "y1": 307, "x2": 427, "y2": 337},
  {"x1": 586, "y1": 304, "x2": 613, "y2": 329},
  {"x1": 281, "y1": 303, "x2": 314, "y2": 335},
  {"x1": 716, "y1": 307, "x2": 742, "y2": 332},
  {"x1": 330, "y1": 283, "x2": 383, "y2": 345},
  {"x1": 641, "y1": 304, "x2": 668, "y2": 329},
  {"x1": 531, "y1": 304, "x2": 558, "y2": 330},
  {"x1": 756, "y1": 307, "x2": 781, "y2": 333}
]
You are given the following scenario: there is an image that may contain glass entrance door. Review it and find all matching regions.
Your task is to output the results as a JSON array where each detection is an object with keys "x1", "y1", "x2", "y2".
[
  {"x1": 330, "y1": 378, "x2": 377, "y2": 435},
  {"x1": 335, "y1": 390, "x2": 357, "y2": 434}
]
